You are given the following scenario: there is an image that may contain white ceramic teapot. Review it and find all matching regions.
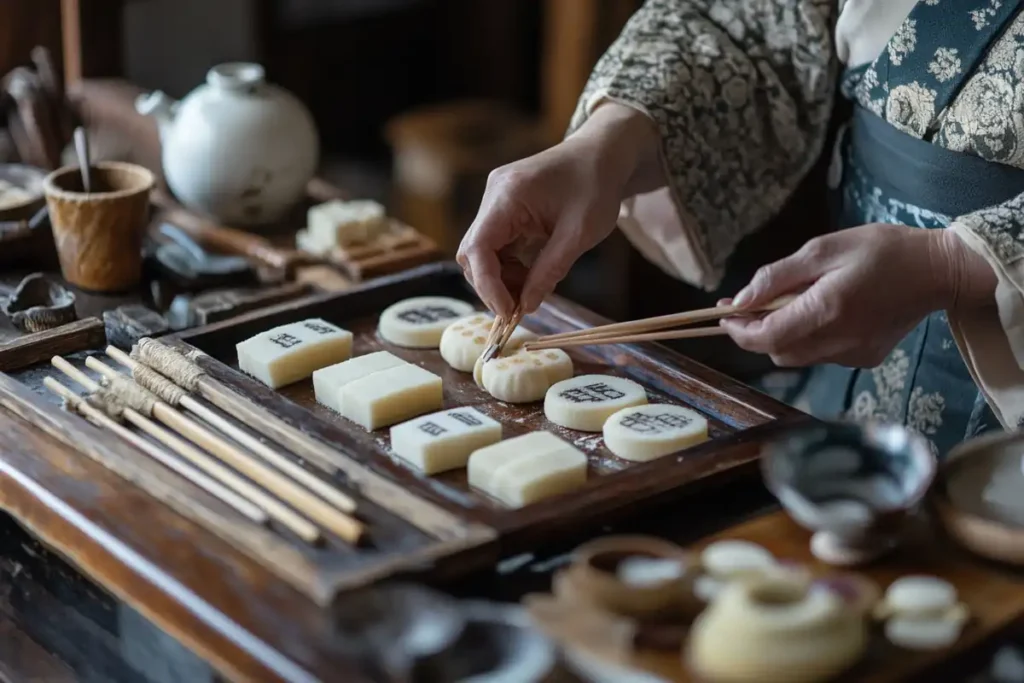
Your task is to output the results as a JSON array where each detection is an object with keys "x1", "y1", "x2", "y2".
[{"x1": 136, "y1": 62, "x2": 319, "y2": 226}]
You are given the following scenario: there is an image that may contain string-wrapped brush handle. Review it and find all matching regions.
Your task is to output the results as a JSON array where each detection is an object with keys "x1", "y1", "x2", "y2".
[{"x1": 132, "y1": 337, "x2": 207, "y2": 392}]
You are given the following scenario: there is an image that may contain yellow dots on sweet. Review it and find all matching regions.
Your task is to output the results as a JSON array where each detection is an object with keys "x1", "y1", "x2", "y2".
[
  {"x1": 473, "y1": 336, "x2": 486, "y2": 344},
  {"x1": 546, "y1": 352, "x2": 559, "y2": 361},
  {"x1": 512, "y1": 358, "x2": 525, "y2": 364},
  {"x1": 496, "y1": 361, "x2": 508, "y2": 370},
  {"x1": 461, "y1": 330, "x2": 473, "y2": 337},
  {"x1": 534, "y1": 359, "x2": 544, "y2": 367},
  {"x1": 451, "y1": 324, "x2": 464, "y2": 332}
]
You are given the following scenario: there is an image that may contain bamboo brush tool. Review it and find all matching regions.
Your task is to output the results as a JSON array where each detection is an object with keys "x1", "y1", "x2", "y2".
[
  {"x1": 43, "y1": 376, "x2": 268, "y2": 525},
  {"x1": 50, "y1": 355, "x2": 321, "y2": 543},
  {"x1": 481, "y1": 306, "x2": 524, "y2": 363},
  {"x1": 103, "y1": 345, "x2": 357, "y2": 514},
  {"x1": 81, "y1": 355, "x2": 366, "y2": 546}
]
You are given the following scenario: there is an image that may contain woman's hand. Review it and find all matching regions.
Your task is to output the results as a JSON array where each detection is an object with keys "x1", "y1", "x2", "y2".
[
  {"x1": 457, "y1": 103, "x2": 663, "y2": 317},
  {"x1": 720, "y1": 224, "x2": 998, "y2": 367}
]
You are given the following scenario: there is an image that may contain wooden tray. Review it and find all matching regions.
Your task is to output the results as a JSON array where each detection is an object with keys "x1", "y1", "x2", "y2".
[
  {"x1": 172, "y1": 262, "x2": 808, "y2": 553},
  {"x1": 535, "y1": 511, "x2": 1024, "y2": 682}
]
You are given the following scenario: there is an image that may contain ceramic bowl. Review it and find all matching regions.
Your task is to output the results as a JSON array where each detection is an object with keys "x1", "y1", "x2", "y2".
[
  {"x1": 0, "y1": 273, "x2": 76, "y2": 332},
  {"x1": 555, "y1": 535, "x2": 699, "y2": 621},
  {"x1": 761, "y1": 420, "x2": 936, "y2": 565},
  {"x1": 0, "y1": 163, "x2": 46, "y2": 221}
]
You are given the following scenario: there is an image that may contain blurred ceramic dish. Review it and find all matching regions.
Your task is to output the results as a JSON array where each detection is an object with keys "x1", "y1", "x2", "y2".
[
  {"x1": 0, "y1": 273, "x2": 76, "y2": 332},
  {"x1": 136, "y1": 62, "x2": 319, "y2": 227},
  {"x1": 0, "y1": 163, "x2": 46, "y2": 221},
  {"x1": 761, "y1": 420, "x2": 936, "y2": 566},
  {"x1": 932, "y1": 430, "x2": 1024, "y2": 566}
]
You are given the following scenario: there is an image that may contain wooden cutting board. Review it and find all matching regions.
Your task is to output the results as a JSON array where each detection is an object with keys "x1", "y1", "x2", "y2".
[{"x1": 534, "y1": 511, "x2": 1024, "y2": 682}]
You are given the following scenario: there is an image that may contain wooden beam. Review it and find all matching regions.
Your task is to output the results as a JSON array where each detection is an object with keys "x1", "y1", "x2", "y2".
[
  {"x1": 0, "y1": 318, "x2": 105, "y2": 373},
  {"x1": 59, "y1": 0, "x2": 82, "y2": 86}
]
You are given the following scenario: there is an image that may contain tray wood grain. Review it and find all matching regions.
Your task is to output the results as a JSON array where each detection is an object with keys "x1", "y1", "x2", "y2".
[{"x1": 174, "y1": 262, "x2": 809, "y2": 554}]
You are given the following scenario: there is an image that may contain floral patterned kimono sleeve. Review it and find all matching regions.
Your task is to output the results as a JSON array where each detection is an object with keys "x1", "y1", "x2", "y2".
[{"x1": 566, "y1": 0, "x2": 838, "y2": 290}]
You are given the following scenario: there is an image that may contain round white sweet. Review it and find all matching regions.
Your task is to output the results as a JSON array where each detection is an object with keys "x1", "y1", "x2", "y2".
[
  {"x1": 378, "y1": 296, "x2": 475, "y2": 348},
  {"x1": 884, "y1": 616, "x2": 965, "y2": 650},
  {"x1": 602, "y1": 403, "x2": 709, "y2": 462},
  {"x1": 543, "y1": 374, "x2": 647, "y2": 432},
  {"x1": 880, "y1": 575, "x2": 958, "y2": 618},
  {"x1": 700, "y1": 540, "x2": 775, "y2": 579},
  {"x1": 439, "y1": 314, "x2": 536, "y2": 372},
  {"x1": 475, "y1": 348, "x2": 573, "y2": 403}
]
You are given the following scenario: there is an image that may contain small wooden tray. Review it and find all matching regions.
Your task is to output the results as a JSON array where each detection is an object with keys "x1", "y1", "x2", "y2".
[
  {"x1": 534, "y1": 511, "x2": 1024, "y2": 682},
  {"x1": 323, "y1": 220, "x2": 441, "y2": 282},
  {"x1": 172, "y1": 262, "x2": 808, "y2": 553}
]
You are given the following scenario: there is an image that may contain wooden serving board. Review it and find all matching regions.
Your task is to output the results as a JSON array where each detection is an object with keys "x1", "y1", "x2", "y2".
[
  {"x1": 173, "y1": 262, "x2": 808, "y2": 554},
  {"x1": 541, "y1": 511, "x2": 1024, "y2": 682}
]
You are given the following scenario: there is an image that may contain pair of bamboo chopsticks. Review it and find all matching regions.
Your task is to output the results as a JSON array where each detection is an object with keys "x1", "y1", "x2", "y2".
[{"x1": 524, "y1": 295, "x2": 796, "y2": 350}]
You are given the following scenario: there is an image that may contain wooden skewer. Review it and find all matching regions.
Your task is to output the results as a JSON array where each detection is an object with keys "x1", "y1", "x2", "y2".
[
  {"x1": 525, "y1": 324, "x2": 729, "y2": 350},
  {"x1": 82, "y1": 356, "x2": 365, "y2": 545},
  {"x1": 49, "y1": 356, "x2": 321, "y2": 543},
  {"x1": 104, "y1": 346, "x2": 358, "y2": 514},
  {"x1": 533, "y1": 294, "x2": 796, "y2": 344},
  {"x1": 42, "y1": 377, "x2": 268, "y2": 525}
]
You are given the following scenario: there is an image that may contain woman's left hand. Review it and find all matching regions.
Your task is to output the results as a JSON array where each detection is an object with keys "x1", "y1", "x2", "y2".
[{"x1": 720, "y1": 223, "x2": 996, "y2": 368}]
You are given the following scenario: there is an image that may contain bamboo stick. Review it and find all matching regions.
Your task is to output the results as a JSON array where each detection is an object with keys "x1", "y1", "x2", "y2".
[
  {"x1": 50, "y1": 356, "x2": 321, "y2": 543},
  {"x1": 104, "y1": 346, "x2": 358, "y2": 514},
  {"x1": 82, "y1": 356, "x2": 365, "y2": 545},
  {"x1": 532, "y1": 294, "x2": 796, "y2": 344},
  {"x1": 43, "y1": 376, "x2": 268, "y2": 525},
  {"x1": 524, "y1": 325, "x2": 729, "y2": 350}
]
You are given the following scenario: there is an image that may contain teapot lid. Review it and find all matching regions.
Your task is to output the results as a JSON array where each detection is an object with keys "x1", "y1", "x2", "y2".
[{"x1": 207, "y1": 63, "x2": 265, "y2": 92}]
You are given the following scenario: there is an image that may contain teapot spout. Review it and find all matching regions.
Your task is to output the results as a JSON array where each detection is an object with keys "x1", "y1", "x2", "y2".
[{"x1": 135, "y1": 90, "x2": 179, "y2": 140}]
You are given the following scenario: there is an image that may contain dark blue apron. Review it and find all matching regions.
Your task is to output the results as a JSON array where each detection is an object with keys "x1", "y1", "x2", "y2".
[{"x1": 763, "y1": 0, "x2": 1024, "y2": 457}]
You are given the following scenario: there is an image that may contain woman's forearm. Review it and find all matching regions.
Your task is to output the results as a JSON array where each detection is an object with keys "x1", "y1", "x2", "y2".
[{"x1": 567, "y1": 101, "x2": 666, "y2": 200}]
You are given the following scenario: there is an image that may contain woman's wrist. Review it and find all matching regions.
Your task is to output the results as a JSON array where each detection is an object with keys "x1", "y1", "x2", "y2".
[
  {"x1": 570, "y1": 100, "x2": 665, "y2": 200},
  {"x1": 930, "y1": 228, "x2": 998, "y2": 311}
]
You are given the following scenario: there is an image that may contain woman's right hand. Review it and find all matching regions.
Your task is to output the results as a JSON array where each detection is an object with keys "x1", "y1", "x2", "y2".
[{"x1": 457, "y1": 103, "x2": 663, "y2": 317}]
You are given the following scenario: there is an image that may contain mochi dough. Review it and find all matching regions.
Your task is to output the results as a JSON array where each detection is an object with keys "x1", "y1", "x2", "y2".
[
  {"x1": 603, "y1": 403, "x2": 709, "y2": 461},
  {"x1": 390, "y1": 407, "x2": 502, "y2": 474},
  {"x1": 236, "y1": 318, "x2": 352, "y2": 389},
  {"x1": 439, "y1": 313, "x2": 536, "y2": 372},
  {"x1": 313, "y1": 351, "x2": 405, "y2": 412},
  {"x1": 473, "y1": 348, "x2": 574, "y2": 403},
  {"x1": 544, "y1": 374, "x2": 647, "y2": 432},
  {"x1": 378, "y1": 296, "x2": 476, "y2": 348}
]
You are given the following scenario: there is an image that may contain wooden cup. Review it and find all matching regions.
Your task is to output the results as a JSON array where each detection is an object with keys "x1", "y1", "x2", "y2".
[{"x1": 43, "y1": 162, "x2": 154, "y2": 292}]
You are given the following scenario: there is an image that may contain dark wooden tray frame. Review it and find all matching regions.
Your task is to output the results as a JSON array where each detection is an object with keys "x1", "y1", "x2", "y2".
[{"x1": 172, "y1": 261, "x2": 809, "y2": 555}]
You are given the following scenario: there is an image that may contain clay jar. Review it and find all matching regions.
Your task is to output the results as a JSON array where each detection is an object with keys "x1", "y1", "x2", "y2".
[
  {"x1": 554, "y1": 535, "x2": 698, "y2": 621},
  {"x1": 43, "y1": 162, "x2": 154, "y2": 292},
  {"x1": 687, "y1": 573, "x2": 868, "y2": 683}
]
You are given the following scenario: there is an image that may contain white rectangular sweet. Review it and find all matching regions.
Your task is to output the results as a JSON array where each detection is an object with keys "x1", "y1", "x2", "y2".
[
  {"x1": 236, "y1": 319, "x2": 352, "y2": 389},
  {"x1": 313, "y1": 351, "x2": 406, "y2": 412},
  {"x1": 338, "y1": 363, "x2": 443, "y2": 430},
  {"x1": 307, "y1": 199, "x2": 387, "y2": 247},
  {"x1": 295, "y1": 228, "x2": 333, "y2": 256},
  {"x1": 466, "y1": 432, "x2": 585, "y2": 507},
  {"x1": 390, "y1": 407, "x2": 502, "y2": 475},
  {"x1": 492, "y1": 446, "x2": 588, "y2": 507}
]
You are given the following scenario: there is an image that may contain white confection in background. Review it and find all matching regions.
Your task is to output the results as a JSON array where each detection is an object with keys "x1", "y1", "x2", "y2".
[
  {"x1": 475, "y1": 348, "x2": 574, "y2": 403},
  {"x1": 390, "y1": 407, "x2": 502, "y2": 475},
  {"x1": 693, "y1": 574, "x2": 724, "y2": 602},
  {"x1": 295, "y1": 227, "x2": 333, "y2": 256},
  {"x1": 236, "y1": 318, "x2": 352, "y2": 388},
  {"x1": 880, "y1": 575, "x2": 957, "y2": 617},
  {"x1": 378, "y1": 296, "x2": 476, "y2": 348},
  {"x1": 307, "y1": 198, "x2": 388, "y2": 247},
  {"x1": 616, "y1": 556, "x2": 687, "y2": 587},
  {"x1": 884, "y1": 616, "x2": 965, "y2": 651},
  {"x1": 338, "y1": 363, "x2": 443, "y2": 430},
  {"x1": 700, "y1": 540, "x2": 775, "y2": 578},
  {"x1": 602, "y1": 403, "x2": 709, "y2": 462},
  {"x1": 439, "y1": 313, "x2": 536, "y2": 372},
  {"x1": 468, "y1": 431, "x2": 587, "y2": 507},
  {"x1": 312, "y1": 350, "x2": 405, "y2": 412},
  {"x1": 544, "y1": 374, "x2": 647, "y2": 432}
]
